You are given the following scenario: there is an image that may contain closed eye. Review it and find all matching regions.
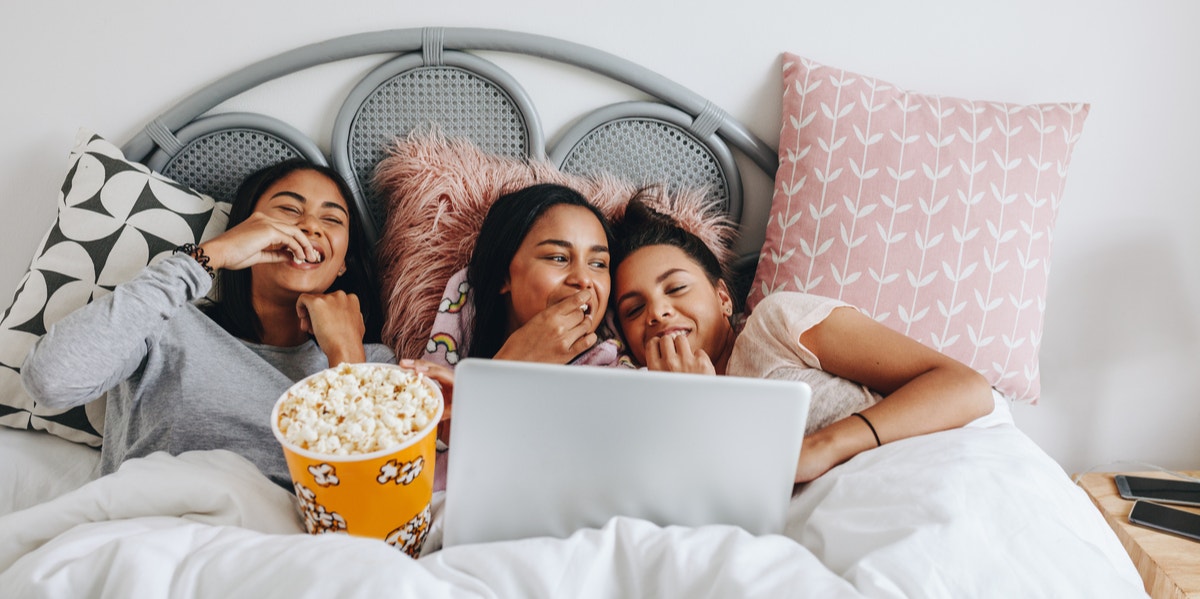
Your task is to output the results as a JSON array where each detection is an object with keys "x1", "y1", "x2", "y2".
[{"x1": 621, "y1": 304, "x2": 644, "y2": 320}]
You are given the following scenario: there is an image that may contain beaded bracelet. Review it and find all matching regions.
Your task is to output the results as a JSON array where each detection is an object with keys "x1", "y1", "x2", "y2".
[{"x1": 173, "y1": 243, "x2": 215, "y2": 279}]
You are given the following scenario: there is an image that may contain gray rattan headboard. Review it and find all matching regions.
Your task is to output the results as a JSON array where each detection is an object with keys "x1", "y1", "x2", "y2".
[{"x1": 123, "y1": 27, "x2": 778, "y2": 292}]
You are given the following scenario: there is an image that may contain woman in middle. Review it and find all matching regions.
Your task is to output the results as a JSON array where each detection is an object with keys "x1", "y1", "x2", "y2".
[
  {"x1": 402, "y1": 183, "x2": 630, "y2": 417},
  {"x1": 458, "y1": 182, "x2": 621, "y2": 365}
]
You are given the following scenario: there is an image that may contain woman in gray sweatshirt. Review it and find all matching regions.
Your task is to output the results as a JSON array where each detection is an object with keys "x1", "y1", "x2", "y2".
[{"x1": 22, "y1": 159, "x2": 394, "y2": 489}]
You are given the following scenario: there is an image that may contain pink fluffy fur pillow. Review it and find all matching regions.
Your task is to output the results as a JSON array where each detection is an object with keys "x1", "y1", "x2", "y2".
[{"x1": 374, "y1": 132, "x2": 735, "y2": 361}]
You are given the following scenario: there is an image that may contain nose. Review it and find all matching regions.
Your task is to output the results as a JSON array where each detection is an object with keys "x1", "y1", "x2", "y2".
[
  {"x1": 296, "y1": 212, "x2": 324, "y2": 238},
  {"x1": 564, "y1": 262, "x2": 594, "y2": 290},
  {"x1": 646, "y1": 296, "x2": 672, "y2": 324}
]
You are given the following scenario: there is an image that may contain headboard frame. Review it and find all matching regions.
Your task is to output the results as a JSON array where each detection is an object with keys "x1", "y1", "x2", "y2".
[
  {"x1": 331, "y1": 47, "x2": 542, "y2": 240},
  {"x1": 552, "y1": 100, "x2": 743, "y2": 222},
  {"x1": 121, "y1": 27, "x2": 777, "y2": 273},
  {"x1": 144, "y1": 113, "x2": 329, "y2": 208}
]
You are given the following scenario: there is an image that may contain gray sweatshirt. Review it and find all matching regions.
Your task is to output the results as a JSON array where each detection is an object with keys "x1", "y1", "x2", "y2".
[{"x1": 21, "y1": 254, "x2": 395, "y2": 489}]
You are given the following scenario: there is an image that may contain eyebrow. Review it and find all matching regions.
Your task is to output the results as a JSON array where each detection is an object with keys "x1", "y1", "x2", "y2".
[
  {"x1": 616, "y1": 268, "x2": 687, "y2": 305},
  {"x1": 535, "y1": 239, "x2": 610, "y2": 254},
  {"x1": 270, "y1": 191, "x2": 350, "y2": 216}
]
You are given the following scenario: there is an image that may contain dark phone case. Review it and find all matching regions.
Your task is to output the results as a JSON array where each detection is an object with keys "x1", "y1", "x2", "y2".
[
  {"x1": 1128, "y1": 500, "x2": 1200, "y2": 543},
  {"x1": 1115, "y1": 475, "x2": 1200, "y2": 507}
]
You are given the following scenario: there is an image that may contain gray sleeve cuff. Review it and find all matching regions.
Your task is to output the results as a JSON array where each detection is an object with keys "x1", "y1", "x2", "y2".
[{"x1": 163, "y1": 253, "x2": 214, "y2": 301}]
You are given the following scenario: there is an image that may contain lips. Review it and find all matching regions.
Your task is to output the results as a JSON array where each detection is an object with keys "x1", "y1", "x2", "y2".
[
  {"x1": 653, "y1": 326, "x2": 691, "y2": 339},
  {"x1": 554, "y1": 294, "x2": 595, "y2": 317},
  {"x1": 290, "y1": 245, "x2": 328, "y2": 267}
]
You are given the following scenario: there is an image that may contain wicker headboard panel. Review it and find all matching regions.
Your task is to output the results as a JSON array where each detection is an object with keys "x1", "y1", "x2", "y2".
[{"x1": 123, "y1": 27, "x2": 777, "y2": 282}]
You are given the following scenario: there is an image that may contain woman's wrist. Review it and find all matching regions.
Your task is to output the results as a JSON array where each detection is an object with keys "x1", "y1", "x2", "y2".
[
  {"x1": 173, "y1": 243, "x2": 215, "y2": 279},
  {"x1": 803, "y1": 416, "x2": 879, "y2": 476},
  {"x1": 323, "y1": 343, "x2": 367, "y2": 366}
]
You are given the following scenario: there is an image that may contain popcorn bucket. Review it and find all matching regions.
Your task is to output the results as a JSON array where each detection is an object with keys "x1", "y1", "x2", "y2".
[{"x1": 271, "y1": 363, "x2": 443, "y2": 557}]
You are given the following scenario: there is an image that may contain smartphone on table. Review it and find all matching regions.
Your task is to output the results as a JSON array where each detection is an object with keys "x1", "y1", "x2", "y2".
[
  {"x1": 1127, "y1": 500, "x2": 1200, "y2": 543},
  {"x1": 1114, "y1": 474, "x2": 1200, "y2": 507}
]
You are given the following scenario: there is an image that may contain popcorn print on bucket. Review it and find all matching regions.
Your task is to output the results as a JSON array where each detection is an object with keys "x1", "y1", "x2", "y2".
[
  {"x1": 378, "y1": 455, "x2": 424, "y2": 485},
  {"x1": 386, "y1": 504, "x2": 432, "y2": 558},
  {"x1": 308, "y1": 463, "x2": 340, "y2": 487},
  {"x1": 294, "y1": 482, "x2": 347, "y2": 534}
]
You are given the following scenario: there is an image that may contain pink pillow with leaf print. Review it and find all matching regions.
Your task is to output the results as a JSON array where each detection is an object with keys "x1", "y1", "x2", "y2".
[{"x1": 748, "y1": 53, "x2": 1089, "y2": 403}]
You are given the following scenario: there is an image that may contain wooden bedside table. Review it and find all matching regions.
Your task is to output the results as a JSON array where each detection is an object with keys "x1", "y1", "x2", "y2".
[{"x1": 1076, "y1": 471, "x2": 1200, "y2": 599}]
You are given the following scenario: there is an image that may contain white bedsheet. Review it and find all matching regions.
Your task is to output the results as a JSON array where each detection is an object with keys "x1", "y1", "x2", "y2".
[
  {"x1": 0, "y1": 422, "x2": 1145, "y2": 598},
  {"x1": 0, "y1": 427, "x2": 99, "y2": 517}
]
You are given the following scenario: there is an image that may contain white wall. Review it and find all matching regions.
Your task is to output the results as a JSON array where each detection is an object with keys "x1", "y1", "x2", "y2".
[{"x1": 2, "y1": 0, "x2": 1197, "y2": 475}]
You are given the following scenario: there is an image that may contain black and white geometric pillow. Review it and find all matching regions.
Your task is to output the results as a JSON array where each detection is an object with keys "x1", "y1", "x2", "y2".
[{"x1": 0, "y1": 128, "x2": 231, "y2": 445}]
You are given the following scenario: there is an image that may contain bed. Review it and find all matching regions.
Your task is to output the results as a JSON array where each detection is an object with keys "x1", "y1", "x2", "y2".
[{"x1": 0, "y1": 27, "x2": 1146, "y2": 597}]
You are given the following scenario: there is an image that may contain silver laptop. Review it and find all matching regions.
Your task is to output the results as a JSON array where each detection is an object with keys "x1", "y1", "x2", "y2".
[{"x1": 441, "y1": 358, "x2": 811, "y2": 547}]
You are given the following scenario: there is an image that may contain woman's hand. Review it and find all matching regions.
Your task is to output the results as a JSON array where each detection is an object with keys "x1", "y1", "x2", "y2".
[
  {"x1": 399, "y1": 359, "x2": 454, "y2": 424},
  {"x1": 643, "y1": 332, "x2": 715, "y2": 375},
  {"x1": 493, "y1": 288, "x2": 600, "y2": 364},
  {"x1": 199, "y1": 212, "x2": 321, "y2": 271},
  {"x1": 297, "y1": 291, "x2": 365, "y2": 365},
  {"x1": 794, "y1": 438, "x2": 836, "y2": 484},
  {"x1": 400, "y1": 358, "x2": 455, "y2": 446},
  {"x1": 792, "y1": 417, "x2": 874, "y2": 483}
]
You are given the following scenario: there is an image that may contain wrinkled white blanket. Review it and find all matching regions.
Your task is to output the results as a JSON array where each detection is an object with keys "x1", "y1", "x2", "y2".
[{"x1": 0, "y1": 425, "x2": 1146, "y2": 598}]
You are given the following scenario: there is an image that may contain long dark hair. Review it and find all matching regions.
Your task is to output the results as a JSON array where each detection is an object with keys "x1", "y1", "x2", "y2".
[
  {"x1": 613, "y1": 194, "x2": 726, "y2": 285},
  {"x1": 200, "y1": 159, "x2": 383, "y2": 344},
  {"x1": 465, "y1": 183, "x2": 614, "y2": 358}
]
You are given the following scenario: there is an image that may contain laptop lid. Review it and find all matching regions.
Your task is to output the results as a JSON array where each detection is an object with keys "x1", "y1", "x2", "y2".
[{"x1": 442, "y1": 358, "x2": 811, "y2": 547}]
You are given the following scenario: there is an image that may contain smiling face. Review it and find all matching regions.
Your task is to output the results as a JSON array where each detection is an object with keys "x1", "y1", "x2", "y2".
[
  {"x1": 501, "y1": 204, "x2": 611, "y2": 332},
  {"x1": 614, "y1": 244, "x2": 735, "y2": 367},
  {"x1": 249, "y1": 169, "x2": 351, "y2": 300}
]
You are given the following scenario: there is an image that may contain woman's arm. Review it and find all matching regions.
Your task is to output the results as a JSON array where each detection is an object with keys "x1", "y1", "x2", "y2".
[
  {"x1": 21, "y1": 255, "x2": 211, "y2": 409},
  {"x1": 795, "y1": 306, "x2": 995, "y2": 482},
  {"x1": 297, "y1": 291, "x2": 367, "y2": 365}
]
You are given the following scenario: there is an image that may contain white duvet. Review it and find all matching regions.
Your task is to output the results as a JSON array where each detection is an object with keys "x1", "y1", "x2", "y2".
[{"x1": 0, "y1": 423, "x2": 1145, "y2": 598}]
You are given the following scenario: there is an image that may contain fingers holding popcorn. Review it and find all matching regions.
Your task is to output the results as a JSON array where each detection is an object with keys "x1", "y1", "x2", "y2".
[
  {"x1": 200, "y1": 211, "x2": 320, "y2": 271},
  {"x1": 494, "y1": 289, "x2": 601, "y2": 363},
  {"x1": 400, "y1": 359, "x2": 454, "y2": 423}
]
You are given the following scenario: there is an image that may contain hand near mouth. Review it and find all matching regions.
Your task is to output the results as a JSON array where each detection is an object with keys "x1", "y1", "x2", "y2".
[
  {"x1": 644, "y1": 330, "x2": 715, "y2": 375},
  {"x1": 196, "y1": 212, "x2": 321, "y2": 271},
  {"x1": 292, "y1": 250, "x2": 325, "y2": 264},
  {"x1": 493, "y1": 288, "x2": 602, "y2": 364}
]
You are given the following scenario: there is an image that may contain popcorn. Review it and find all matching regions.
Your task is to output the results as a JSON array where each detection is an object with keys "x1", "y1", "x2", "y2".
[{"x1": 276, "y1": 363, "x2": 441, "y2": 455}]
